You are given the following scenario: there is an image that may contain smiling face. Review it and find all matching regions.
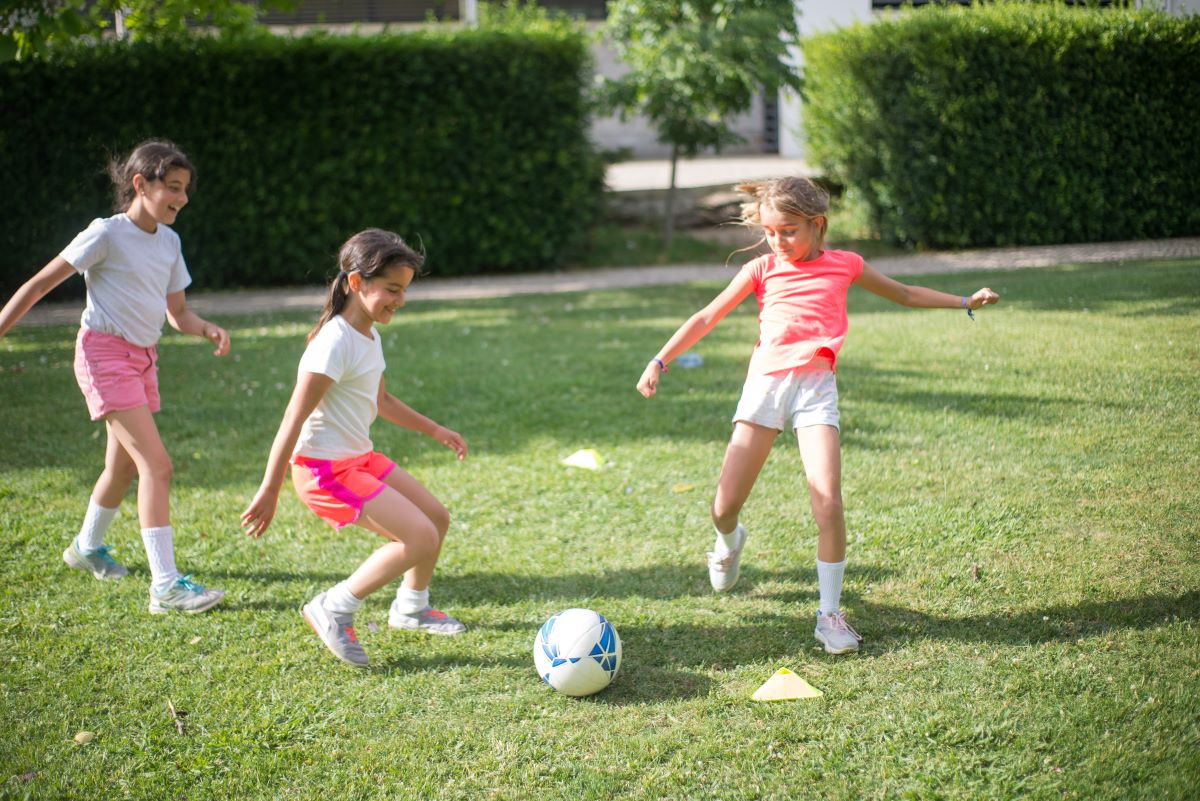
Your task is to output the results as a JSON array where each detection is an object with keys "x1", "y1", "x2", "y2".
[
  {"x1": 760, "y1": 202, "x2": 825, "y2": 263},
  {"x1": 130, "y1": 167, "x2": 191, "y2": 231},
  {"x1": 351, "y1": 263, "x2": 415, "y2": 327}
]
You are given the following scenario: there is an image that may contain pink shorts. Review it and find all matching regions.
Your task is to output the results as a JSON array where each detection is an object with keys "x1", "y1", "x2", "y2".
[
  {"x1": 291, "y1": 451, "x2": 396, "y2": 529},
  {"x1": 73, "y1": 328, "x2": 160, "y2": 421}
]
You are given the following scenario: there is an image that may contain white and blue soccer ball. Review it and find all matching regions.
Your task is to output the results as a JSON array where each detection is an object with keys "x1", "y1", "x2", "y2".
[{"x1": 533, "y1": 608, "x2": 622, "y2": 697}]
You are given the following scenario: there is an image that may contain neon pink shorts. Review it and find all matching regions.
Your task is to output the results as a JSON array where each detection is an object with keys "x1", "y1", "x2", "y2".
[
  {"x1": 291, "y1": 451, "x2": 396, "y2": 529},
  {"x1": 73, "y1": 328, "x2": 160, "y2": 421}
]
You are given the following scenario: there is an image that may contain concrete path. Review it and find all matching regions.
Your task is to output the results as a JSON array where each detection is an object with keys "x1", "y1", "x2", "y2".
[{"x1": 16, "y1": 235, "x2": 1199, "y2": 327}]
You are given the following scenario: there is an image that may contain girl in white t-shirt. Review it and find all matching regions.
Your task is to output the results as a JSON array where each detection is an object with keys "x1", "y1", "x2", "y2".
[
  {"x1": 242, "y1": 228, "x2": 468, "y2": 668},
  {"x1": 0, "y1": 140, "x2": 229, "y2": 614}
]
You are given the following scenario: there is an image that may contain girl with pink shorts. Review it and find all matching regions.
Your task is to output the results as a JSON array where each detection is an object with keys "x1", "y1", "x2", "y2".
[
  {"x1": 636, "y1": 176, "x2": 1000, "y2": 655},
  {"x1": 242, "y1": 229, "x2": 469, "y2": 669},
  {"x1": 0, "y1": 140, "x2": 229, "y2": 615}
]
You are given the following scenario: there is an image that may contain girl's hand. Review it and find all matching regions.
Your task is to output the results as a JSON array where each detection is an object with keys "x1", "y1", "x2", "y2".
[
  {"x1": 240, "y1": 486, "x2": 280, "y2": 538},
  {"x1": 637, "y1": 360, "x2": 663, "y2": 398},
  {"x1": 967, "y1": 288, "x2": 1000, "y2": 310},
  {"x1": 202, "y1": 323, "x2": 231, "y2": 357},
  {"x1": 434, "y1": 425, "x2": 468, "y2": 460}
]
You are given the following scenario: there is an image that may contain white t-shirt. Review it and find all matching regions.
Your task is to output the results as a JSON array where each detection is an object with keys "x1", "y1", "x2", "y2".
[
  {"x1": 59, "y1": 214, "x2": 192, "y2": 348},
  {"x1": 294, "y1": 315, "x2": 385, "y2": 461}
]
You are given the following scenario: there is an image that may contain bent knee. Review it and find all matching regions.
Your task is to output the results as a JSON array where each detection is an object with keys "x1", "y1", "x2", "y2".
[{"x1": 428, "y1": 503, "x2": 450, "y2": 540}]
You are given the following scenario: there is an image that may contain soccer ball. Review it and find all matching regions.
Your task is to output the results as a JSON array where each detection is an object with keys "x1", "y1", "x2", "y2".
[{"x1": 533, "y1": 608, "x2": 622, "y2": 697}]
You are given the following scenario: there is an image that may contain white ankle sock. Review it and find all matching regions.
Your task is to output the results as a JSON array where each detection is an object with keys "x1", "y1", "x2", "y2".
[
  {"x1": 141, "y1": 525, "x2": 181, "y2": 594},
  {"x1": 323, "y1": 581, "x2": 363, "y2": 615},
  {"x1": 76, "y1": 500, "x2": 119, "y2": 552},
  {"x1": 816, "y1": 558, "x2": 846, "y2": 615},
  {"x1": 713, "y1": 524, "x2": 743, "y2": 555},
  {"x1": 394, "y1": 586, "x2": 429, "y2": 614}
]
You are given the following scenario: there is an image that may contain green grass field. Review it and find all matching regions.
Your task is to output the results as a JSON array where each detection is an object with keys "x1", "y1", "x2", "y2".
[{"x1": 1, "y1": 259, "x2": 1198, "y2": 800}]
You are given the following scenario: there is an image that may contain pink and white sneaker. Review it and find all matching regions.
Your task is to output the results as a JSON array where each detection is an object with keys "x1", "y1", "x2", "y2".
[
  {"x1": 814, "y1": 610, "x2": 863, "y2": 654},
  {"x1": 388, "y1": 603, "x2": 466, "y2": 635}
]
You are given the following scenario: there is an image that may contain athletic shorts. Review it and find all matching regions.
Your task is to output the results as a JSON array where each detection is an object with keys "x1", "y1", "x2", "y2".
[
  {"x1": 732, "y1": 362, "x2": 840, "y2": 432},
  {"x1": 291, "y1": 451, "x2": 396, "y2": 530},
  {"x1": 73, "y1": 328, "x2": 160, "y2": 421}
]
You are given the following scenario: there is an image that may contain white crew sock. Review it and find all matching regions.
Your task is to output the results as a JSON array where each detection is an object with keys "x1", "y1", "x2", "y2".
[
  {"x1": 323, "y1": 581, "x2": 363, "y2": 615},
  {"x1": 713, "y1": 523, "x2": 744, "y2": 556},
  {"x1": 394, "y1": 585, "x2": 430, "y2": 614},
  {"x1": 816, "y1": 558, "x2": 846, "y2": 615},
  {"x1": 75, "y1": 500, "x2": 119, "y2": 552},
  {"x1": 141, "y1": 525, "x2": 181, "y2": 594}
]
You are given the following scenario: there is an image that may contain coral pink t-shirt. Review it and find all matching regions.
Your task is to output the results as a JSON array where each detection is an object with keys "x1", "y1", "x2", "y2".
[{"x1": 744, "y1": 249, "x2": 864, "y2": 377}]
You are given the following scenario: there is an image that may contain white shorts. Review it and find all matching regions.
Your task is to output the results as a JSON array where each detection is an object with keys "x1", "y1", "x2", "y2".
[{"x1": 732, "y1": 367, "x2": 840, "y2": 431}]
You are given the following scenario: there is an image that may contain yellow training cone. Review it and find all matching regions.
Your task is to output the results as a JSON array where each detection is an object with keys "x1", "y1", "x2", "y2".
[
  {"x1": 561, "y1": 449, "x2": 604, "y2": 470},
  {"x1": 751, "y1": 668, "x2": 823, "y2": 701}
]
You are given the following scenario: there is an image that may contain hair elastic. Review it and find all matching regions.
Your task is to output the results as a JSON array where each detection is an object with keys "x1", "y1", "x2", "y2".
[
  {"x1": 653, "y1": 358, "x2": 667, "y2": 372},
  {"x1": 961, "y1": 296, "x2": 975, "y2": 321}
]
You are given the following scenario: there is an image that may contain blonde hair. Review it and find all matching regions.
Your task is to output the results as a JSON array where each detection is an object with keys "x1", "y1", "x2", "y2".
[{"x1": 732, "y1": 176, "x2": 830, "y2": 258}]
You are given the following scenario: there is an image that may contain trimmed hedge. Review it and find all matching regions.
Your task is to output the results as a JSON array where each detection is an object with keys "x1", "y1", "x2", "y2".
[
  {"x1": 802, "y1": 3, "x2": 1200, "y2": 248},
  {"x1": 0, "y1": 28, "x2": 603, "y2": 297}
]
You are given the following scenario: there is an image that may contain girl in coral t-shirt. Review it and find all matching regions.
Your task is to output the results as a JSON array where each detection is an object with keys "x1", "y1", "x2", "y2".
[{"x1": 636, "y1": 176, "x2": 999, "y2": 655}]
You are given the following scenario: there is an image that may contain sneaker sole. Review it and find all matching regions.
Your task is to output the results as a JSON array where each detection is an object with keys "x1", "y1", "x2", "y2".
[
  {"x1": 63, "y1": 547, "x2": 127, "y2": 581},
  {"x1": 303, "y1": 605, "x2": 369, "y2": 667},
  {"x1": 388, "y1": 620, "x2": 466, "y2": 636},
  {"x1": 815, "y1": 632, "x2": 860, "y2": 655},
  {"x1": 148, "y1": 591, "x2": 225, "y2": 615}
]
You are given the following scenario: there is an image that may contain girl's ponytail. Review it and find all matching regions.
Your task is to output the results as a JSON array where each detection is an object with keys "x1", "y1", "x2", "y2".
[{"x1": 307, "y1": 272, "x2": 351, "y2": 344}]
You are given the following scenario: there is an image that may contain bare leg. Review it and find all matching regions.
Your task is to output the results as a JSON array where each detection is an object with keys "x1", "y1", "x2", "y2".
[
  {"x1": 712, "y1": 421, "x2": 779, "y2": 533},
  {"x1": 348, "y1": 486, "x2": 440, "y2": 599},
  {"x1": 795, "y1": 424, "x2": 846, "y2": 562},
  {"x1": 104, "y1": 405, "x2": 173, "y2": 528},
  {"x1": 91, "y1": 421, "x2": 138, "y2": 508},
  {"x1": 378, "y1": 466, "x2": 449, "y2": 592}
]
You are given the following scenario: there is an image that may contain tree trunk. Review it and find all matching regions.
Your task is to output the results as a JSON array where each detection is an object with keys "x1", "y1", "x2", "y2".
[{"x1": 661, "y1": 142, "x2": 679, "y2": 263}]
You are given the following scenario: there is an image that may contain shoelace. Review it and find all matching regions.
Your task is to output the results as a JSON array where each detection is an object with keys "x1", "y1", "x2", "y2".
[
  {"x1": 708, "y1": 549, "x2": 740, "y2": 569},
  {"x1": 93, "y1": 544, "x2": 119, "y2": 565},
  {"x1": 425, "y1": 609, "x2": 447, "y2": 621},
  {"x1": 175, "y1": 574, "x2": 206, "y2": 593},
  {"x1": 344, "y1": 625, "x2": 359, "y2": 643},
  {"x1": 825, "y1": 612, "x2": 864, "y2": 642}
]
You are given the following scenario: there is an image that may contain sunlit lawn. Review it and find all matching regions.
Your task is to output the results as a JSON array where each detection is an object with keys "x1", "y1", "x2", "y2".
[{"x1": 0, "y1": 259, "x2": 1197, "y2": 800}]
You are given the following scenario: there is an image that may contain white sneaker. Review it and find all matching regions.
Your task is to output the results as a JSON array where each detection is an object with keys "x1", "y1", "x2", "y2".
[
  {"x1": 814, "y1": 610, "x2": 863, "y2": 654},
  {"x1": 388, "y1": 603, "x2": 466, "y2": 635},
  {"x1": 706, "y1": 524, "x2": 747, "y2": 592},
  {"x1": 148, "y1": 575, "x2": 225, "y2": 614}
]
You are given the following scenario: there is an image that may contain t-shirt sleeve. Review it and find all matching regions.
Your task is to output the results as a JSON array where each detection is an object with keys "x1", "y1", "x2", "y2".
[
  {"x1": 848, "y1": 251, "x2": 865, "y2": 282},
  {"x1": 297, "y1": 324, "x2": 346, "y2": 382},
  {"x1": 744, "y1": 254, "x2": 769, "y2": 290},
  {"x1": 59, "y1": 218, "x2": 109, "y2": 273},
  {"x1": 167, "y1": 243, "x2": 192, "y2": 294}
]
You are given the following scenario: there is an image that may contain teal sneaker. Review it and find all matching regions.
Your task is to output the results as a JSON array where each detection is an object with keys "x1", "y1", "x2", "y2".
[
  {"x1": 63, "y1": 541, "x2": 128, "y2": 580},
  {"x1": 148, "y1": 575, "x2": 225, "y2": 614},
  {"x1": 388, "y1": 603, "x2": 466, "y2": 635}
]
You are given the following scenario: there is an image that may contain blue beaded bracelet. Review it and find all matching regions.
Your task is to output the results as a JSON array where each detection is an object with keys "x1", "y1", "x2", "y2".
[{"x1": 961, "y1": 296, "x2": 975, "y2": 321}]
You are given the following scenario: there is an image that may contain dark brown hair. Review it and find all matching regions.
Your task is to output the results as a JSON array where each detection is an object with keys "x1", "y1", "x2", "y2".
[
  {"x1": 307, "y1": 229, "x2": 426, "y2": 343},
  {"x1": 107, "y1": 139, "x2": 196, "y2": 212}
]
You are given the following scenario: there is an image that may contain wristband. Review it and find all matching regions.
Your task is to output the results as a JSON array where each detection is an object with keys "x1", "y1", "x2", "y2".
[
  {"x1": 653, "y1": 358, "x2": 667, "y2": 373},
  {"x1": 961, "y1": 296, "x2": 975, "y2": 321}
]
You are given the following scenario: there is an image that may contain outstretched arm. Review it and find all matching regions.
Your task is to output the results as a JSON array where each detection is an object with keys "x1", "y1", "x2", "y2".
[
  {"x1": 166, "y1": 290, "x2": 231, "y2": 356},
  {"x1": 856, "y1": 262, "x2": 1000, "y2": 311},
  {"x1": 377, "y1": 378, "x2": 467, "y2": 460},
  {"x1": 240, "y1": 371, "x2": 335, "y2": 537},
  {"x1": 0, "y1": 257, "x2": 76, "y2": 338},
  {"x1": 637, "y1": 267, "x2": 756, "y2": 398}
]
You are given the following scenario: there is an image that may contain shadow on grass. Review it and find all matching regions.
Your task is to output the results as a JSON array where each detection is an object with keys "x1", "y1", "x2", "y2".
[{"x1": 861, "y1": 589, "x2": 1200, "y2": 650}]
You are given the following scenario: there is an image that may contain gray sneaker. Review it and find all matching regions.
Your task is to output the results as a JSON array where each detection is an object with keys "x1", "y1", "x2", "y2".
[
  {"x1": 706, "y1": 524, "x2": 747, "y2": 592},
  {"x1": 388, "y1": 603, "x2": 466, "y2": 635},
  {"x1": 63, "y1": 541, "x2": 128, "y2": 580},
  {"x1": 303, "y1": 592, "x2": 369, "y2": 667},
  {"x1": 815, "y1": 610, "x2": 863, "y2": 654},
  {"x1": 148, "y1": 575, "x2": 225, "y2": 614}
]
